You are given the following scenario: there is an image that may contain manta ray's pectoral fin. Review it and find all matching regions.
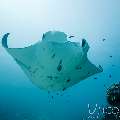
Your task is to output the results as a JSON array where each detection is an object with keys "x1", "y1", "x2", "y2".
[
  {"x1": 2, "y1": 33, "x2": 37, "y2": 67},
  {"x1": 80, "y1": 39, "x2": 103, "y2": 75}
]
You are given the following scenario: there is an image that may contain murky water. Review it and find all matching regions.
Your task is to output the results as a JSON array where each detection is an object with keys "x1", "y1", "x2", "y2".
[{"x1": 0, "y1": 0, "x2": 120, "y2": 120}]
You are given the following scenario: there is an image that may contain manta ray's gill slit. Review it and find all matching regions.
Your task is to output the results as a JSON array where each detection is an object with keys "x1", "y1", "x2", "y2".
[{"x1": 51, "y1": 53, "x2": 56, "y2": 58}]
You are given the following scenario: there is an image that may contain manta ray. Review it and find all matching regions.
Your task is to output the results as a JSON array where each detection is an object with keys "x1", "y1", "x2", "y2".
[{"x1": 2, "y1": 31, "x2": 103, "y2": 91}]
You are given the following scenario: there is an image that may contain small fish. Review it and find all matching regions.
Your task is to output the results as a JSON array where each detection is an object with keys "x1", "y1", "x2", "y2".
[
  {"x1": 63, "y1": 87, "x2": 66, "y2": 91},
  {"x1": 109, "y1": 74, "x2": 112, "y2": 78},
  {"x1": 66, "y1": 79, "x2": 71, "y2": 83},
  {"x1": 48, "y1": 91, "x2": 50, "y2": 94},
  {"x1": 109, "y1": 55, "x2": 112, "y2": 58},
  {"x1": 102, "y1": 38, "x2": 106, "y2": 41},
  {"x1": 68, "y1": 35, "x2": 75, "y2": 38},
  {"x1": 51, "y1": 96, "x2": 54, "y2": 99}
]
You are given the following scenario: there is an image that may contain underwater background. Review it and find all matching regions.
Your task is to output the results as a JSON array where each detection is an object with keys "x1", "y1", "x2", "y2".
[{"x1": 0, "y1": 0, "x2": 120, "y2": 120}]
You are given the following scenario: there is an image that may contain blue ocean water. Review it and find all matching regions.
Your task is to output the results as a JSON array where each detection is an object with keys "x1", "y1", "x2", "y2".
[{"x1": 0, "y1": 0, "x2": 120, "y2": 120}]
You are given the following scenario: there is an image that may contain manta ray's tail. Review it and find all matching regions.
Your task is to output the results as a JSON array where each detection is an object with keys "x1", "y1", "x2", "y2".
[{"x1": 2, "y1": 33, "x2": 10, "y2": 48}]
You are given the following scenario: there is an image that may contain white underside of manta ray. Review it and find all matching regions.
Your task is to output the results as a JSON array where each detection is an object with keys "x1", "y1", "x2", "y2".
[{"x1": 2, "y1": 31, "x2": 103, "y2": 91}]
